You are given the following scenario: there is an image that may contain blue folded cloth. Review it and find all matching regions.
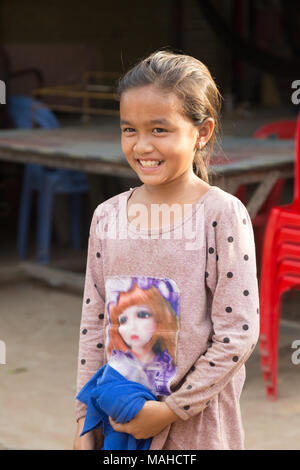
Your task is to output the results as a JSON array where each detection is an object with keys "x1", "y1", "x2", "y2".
[{"x1": 76, "y1": 364, "x2": 157, "y2": 450}]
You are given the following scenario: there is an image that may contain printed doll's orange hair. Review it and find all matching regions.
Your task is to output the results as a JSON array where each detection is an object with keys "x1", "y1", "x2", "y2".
[{"x1": 107, "y1": 282, "x2": 179, "y2": 364}]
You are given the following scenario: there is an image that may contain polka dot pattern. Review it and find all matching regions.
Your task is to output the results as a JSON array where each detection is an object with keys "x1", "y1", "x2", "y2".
[
  {"x1": 187, "y1": 211, "x2": 258, "y2": 416},
  {"x1": 76, "y1": 205, "x2": 259, "y2": 426}
]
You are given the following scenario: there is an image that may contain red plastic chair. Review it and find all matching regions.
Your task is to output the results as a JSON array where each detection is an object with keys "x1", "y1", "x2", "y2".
[
  {"x1": 275, "y1": 227, "x2": 300, "y2": 247},
  {"x1": 253, "y1": 120, "x2": 297, "y2": 140},
  {"x1": 277, "y1": 242, "x2": 300, "y2": 261},
  {"x1": 251, "y1": 120, "x2": 297, "y2": 264},
  {"x1": 259, "y1": 111, "x2": 300, "y2": 400}
]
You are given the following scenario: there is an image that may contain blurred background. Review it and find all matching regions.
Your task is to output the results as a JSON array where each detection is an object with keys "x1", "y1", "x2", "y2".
[{"x1": 0, "y1": 0, "x2": 300, "y2": 450}]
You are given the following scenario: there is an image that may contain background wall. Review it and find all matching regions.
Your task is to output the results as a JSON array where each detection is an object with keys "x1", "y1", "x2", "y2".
[{"x1": 0, "y1": 0, "x2": 229, "y2": 96}]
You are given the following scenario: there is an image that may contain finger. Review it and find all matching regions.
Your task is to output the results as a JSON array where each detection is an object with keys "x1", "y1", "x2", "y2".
[{"x1": 109, "y1": 417, "x2": 126, "y2": 432}]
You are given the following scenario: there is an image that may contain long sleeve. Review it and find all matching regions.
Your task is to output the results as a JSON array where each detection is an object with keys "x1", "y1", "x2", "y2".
[
  {"x1": 164, "y1": 196, "x2": 260, "y2": 421},
  {"x1": 75, "y1": 208, "x2": 106, "y2": 422}
]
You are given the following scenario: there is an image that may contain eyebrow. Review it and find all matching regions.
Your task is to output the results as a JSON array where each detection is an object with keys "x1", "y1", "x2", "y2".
[{"x1": 120, "y1": 118, "x2": 172, "y2": 126}]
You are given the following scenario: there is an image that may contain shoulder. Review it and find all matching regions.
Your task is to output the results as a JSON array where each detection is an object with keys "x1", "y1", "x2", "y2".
[
  {"x1": 204, "y1": 186, "x2": 249, "y2": 222},
  {"x1": 88, "y1": 189, "x2": 132, "y2": 239},
  {"x1": 94, "y1": 188, "x2": 131, "y2": 219}
]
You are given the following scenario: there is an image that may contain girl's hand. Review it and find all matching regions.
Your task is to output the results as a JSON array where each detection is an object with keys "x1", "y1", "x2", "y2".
[
  {"x1": 108, "y1": 401, "x2": 179, "y2": 440},
  {"x1": 73, "y1": 416, "x2": 104, "y2": 450}
]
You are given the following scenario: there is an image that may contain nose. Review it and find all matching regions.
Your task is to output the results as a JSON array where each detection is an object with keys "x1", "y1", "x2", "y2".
[{"x1": 133, "y1": 135, "x2": 154, "y2": 155}]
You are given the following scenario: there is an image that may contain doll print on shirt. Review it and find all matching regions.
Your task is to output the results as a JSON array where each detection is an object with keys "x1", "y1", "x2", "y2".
[{"x1": 104, "y1": 276, "x2": 180, "y2": 397}]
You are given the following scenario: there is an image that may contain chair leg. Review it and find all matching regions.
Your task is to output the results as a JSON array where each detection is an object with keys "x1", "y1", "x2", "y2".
[
  {"x1": 259, "y1": 301, "x2": 273, "y2": 393},
  {"x1": 17, "y1": 168, "x2": 33, "y2": 259},
  {"x1": 36, "y1": 179, "x2": 55, "y2": 264},
  {"x1": 266, "y1": 291, "x2": 282, "y2": 400},
  {"x1": 70, "y1": 193, "x2": 82, "y2": 251}
]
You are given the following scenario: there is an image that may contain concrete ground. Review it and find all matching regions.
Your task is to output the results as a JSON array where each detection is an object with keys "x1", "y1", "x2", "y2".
[
  {"x1": 1, "y1": 217, "x2": 300, "y2": 451},
  {"x1": 0, "y1": 276, "x2": 299, "y2": 450},
  {"x1": 0, "y1": 106, "x2": 299, "y2": 450}
]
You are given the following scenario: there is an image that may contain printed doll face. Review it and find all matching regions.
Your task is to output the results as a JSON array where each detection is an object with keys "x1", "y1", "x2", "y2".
[
  {"x1": 120, "y1": 84, "x2": 201, "y2": 186},
  {"x1": 118, "y1": 304, "x2": 157, "y2": 353}
]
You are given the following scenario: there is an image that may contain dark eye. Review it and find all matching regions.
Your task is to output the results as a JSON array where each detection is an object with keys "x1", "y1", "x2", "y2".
[
  {"x1": 153, "y1": 128, "x2": 167, "y2": 134},
  {"x1": 119, "y1": 316, "x2": 127, "y2": 325},
  {"x1": 137, "y1": 310, "x2": 151, "y2": 319},
  {"x1": 122, "y1": 127, "x2": 135, "y2": 133}
]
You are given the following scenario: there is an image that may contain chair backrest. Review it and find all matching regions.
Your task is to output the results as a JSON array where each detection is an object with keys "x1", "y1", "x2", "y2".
[
  {"x1": 7, "y1": 95, "x2": 59, "y2": 129},
  {"x1": 253, "y1": 120, "x2": 297, "y2": 140},
  {"x1": 295, "y1": 111, "x2": 300, "y2": 202}
]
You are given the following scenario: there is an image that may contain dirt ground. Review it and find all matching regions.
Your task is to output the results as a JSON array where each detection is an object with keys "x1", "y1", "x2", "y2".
[{"x1": 0, "y1": 276, "x2": 299, "y2": 450}]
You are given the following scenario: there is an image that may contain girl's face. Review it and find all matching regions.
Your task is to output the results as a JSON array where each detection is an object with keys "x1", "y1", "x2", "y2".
[
  {"x1": 118, "y1": 304, "x2": 157, "y2": 353},
  {"x1": 120, "y1": 85, "x2": 200, "y2": 185}
]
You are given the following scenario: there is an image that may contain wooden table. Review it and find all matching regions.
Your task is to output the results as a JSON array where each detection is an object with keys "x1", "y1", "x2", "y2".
[{"x1": 0, "y1": 127, "x2": 295, "y2": 292}]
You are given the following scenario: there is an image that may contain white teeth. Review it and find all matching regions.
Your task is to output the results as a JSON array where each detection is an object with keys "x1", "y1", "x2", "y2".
[{"x1": 138, "y1": 160, "x2": 162, "y2": 167}]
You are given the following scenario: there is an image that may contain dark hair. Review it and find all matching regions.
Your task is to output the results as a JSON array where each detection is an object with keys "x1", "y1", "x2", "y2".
[{"x1": 117, "y1": 50, "x2": 223, "y2": 183}]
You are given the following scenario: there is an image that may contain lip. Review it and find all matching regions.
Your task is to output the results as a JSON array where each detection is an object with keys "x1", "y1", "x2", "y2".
[
  {"x1": 136, "y1": 158, "x2": 162, "y2": 162},
  {"x1": 131, "y1": 335, "x2": 139, "y2": 340},
  {"x1": 136, "y1": 159, "x2": 164, "y2": 172}
]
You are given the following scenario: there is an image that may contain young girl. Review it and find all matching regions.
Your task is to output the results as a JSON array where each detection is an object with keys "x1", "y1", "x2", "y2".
[{"x1": 73, "y1": 50, "x2": 260, "y2": 450}]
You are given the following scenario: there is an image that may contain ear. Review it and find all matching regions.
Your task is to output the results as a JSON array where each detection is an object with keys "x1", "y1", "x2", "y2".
[{"x1": 196, "y1": 118, "x2": 215, "y2": 149}]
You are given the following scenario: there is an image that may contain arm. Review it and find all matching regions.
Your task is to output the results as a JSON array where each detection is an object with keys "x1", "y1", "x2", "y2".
[
  {"x1": 73, "y1": 416, "x2": 104, "y2": 450},
  {"x1": 73, "y1": 208, "x2": 106, "y2": 447},
  {"x1": 164, "y1": 196, "x2": 260, "y2": 420},
  {"x1": 109, "y1": 401, "x2": 180, "y2": 440}
]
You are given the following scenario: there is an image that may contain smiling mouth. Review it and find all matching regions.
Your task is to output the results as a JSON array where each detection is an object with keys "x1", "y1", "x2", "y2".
[{"x1": 137, "y1": 159, "x2": 164, "y2": 168}]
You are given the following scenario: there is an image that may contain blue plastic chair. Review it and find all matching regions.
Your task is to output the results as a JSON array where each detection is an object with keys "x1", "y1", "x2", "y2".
[{"x1": 7, "y1": 95, "x2": 89, "y2": 264}]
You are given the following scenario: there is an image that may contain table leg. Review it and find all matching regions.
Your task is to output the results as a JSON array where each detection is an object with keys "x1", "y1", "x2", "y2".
[{"x1": 246, "y1": 171, "x2": 281, "y2": 218}]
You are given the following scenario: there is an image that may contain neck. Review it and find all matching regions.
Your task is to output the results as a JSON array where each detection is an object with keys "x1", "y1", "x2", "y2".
[
  {"x1": 132, "y1": 348, "x2": 155, "y2": 364},
  {"x1": 142, "y1": 168, "x2": 202, "y2": 204}
]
